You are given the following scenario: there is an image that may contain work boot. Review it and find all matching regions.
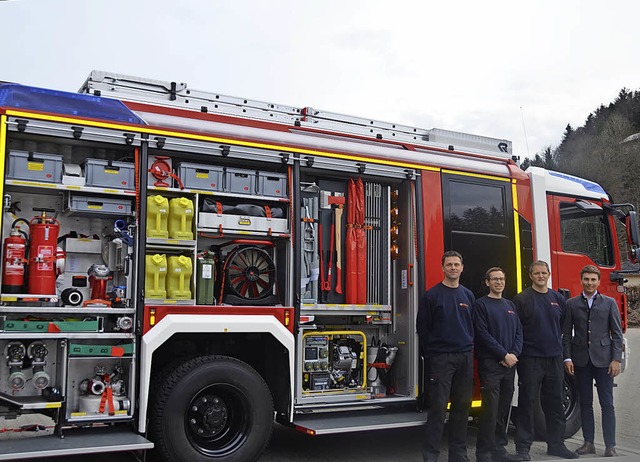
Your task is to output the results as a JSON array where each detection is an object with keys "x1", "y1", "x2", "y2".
[
  {"x1": 576, "y1": 442, "x2": 595, "y2": 455},
  {"x1": 547, "y1": 444, "x2": 579, "y2": 459},
  {"x1": 604, "y1": 446, "x2": 618, "y2": 457}
]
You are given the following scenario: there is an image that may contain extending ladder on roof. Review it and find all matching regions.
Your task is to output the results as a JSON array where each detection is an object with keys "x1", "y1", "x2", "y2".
[{"x1": 80, "y1": 70, "x2": 514, "y2": 159}]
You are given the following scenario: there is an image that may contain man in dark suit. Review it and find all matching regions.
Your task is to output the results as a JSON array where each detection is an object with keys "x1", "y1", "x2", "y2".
[{"x1": 563, "y1": 265, "x2": 624, "y2": 458}]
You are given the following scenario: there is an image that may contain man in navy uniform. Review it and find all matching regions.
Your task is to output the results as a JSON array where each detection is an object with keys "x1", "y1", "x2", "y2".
[
  {"x1": 563, "y1": 265, "x2": 623, "y2": 457},
  {"x1": 417, "y1": 250, "x2": 475, "y2": 462},
  {"x1": 474, "y1": 267, "x2": 522, "y2": 462},
  {"x1": 513, "y1": 260, "x2": 578, "y2": 460}
]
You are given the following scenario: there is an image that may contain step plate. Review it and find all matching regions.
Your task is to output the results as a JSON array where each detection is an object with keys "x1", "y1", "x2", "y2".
[
  {"x1": 294, "y1": 408, "x2": 427, "y2": 435},
  {"x1": 0, "y1": 427, "x2": 153, "y2": 460}
]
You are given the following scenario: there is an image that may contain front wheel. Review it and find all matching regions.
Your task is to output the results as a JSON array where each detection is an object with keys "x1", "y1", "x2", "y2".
[
  {"x1": 149, "y1": 355, "x2": 274, "y2": 462},
  {"x1": 534, "y1": 372, "x2": 581, "y2": 440}
]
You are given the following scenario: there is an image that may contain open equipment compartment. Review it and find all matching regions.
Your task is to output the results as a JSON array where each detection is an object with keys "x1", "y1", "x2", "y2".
[
  {"x1": 295, "y1": 158, "x2": 416, "y2": 406},
  {"x1": 0, "y1": 120, "x2": 139, "y2": 430}
]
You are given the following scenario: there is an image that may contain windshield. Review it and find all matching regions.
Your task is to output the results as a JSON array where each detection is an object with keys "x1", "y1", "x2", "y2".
[{"x1": 560, "y1": 202, "x2": 613, "y2": 266}]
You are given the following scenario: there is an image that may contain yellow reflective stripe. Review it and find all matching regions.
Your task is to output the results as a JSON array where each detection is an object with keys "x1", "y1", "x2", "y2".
[
  {"x1": 441, "y1": 169, "x2": 510, "y2": 182},
  {"x1": 0, "y1": 116, "x2": 6, "y2": 235},
  {"x1": 512, "y1": 182, "x2": 523, "y2": 291},
  {"x1": 6, "y1": 109, "x2": 136, "y2": 132},
  {"x1": 6, "y1": 110, "x2": 431, "y2": 172},
  {"x1": 447, "y1": 400, "x2": 483, "y2": 409}
]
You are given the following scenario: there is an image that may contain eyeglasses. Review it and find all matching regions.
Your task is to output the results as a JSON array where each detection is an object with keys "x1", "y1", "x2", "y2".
[{"x1": 489, "y1": 277, "x2": 505, "y2": 282}]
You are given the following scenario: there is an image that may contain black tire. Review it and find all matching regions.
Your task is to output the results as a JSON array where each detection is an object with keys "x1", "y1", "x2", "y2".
[
  {"x1": 149, "y1": 355, "x2": 274, "y2": 462},
  {"x1": 533, "y1": 372, "x2": 581, "y2": 440}
]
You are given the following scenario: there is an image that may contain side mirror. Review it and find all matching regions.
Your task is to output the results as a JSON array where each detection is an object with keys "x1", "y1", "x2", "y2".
[{"x1": 625, "y1": 211, "x2": 640, "y2": 247}]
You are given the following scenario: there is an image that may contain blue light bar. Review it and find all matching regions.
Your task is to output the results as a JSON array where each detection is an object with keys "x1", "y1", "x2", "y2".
[
  {"x1": 0, "y1": 84, "x2": 145, "y2": 125},
  {"x1": 548, "y1": 170, "x2": 607, "y2": 195}
]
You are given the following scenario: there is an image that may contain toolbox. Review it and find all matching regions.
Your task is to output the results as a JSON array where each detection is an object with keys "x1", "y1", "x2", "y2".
[
  {"x1": 7, "y1": 150, "x2": 64, "y2": 183},
  {"x1": 83, "y1": 158, "x2": 135, "y2": 190},
  {"x1": 176, "y1": 162, "x2": 223, "y2": 191},
  {"x1": 225, "y1": 167, "x2": 257, "y2": 195},
  {"x1": 257, "y1": 171, "x2": 287, "y2": 198},
  {"x1": 69, "y1": 195, "x2": 133, "y2": 216},
  {"x1": 199, "y1": 211, "x2": 288, "y2": 234}
]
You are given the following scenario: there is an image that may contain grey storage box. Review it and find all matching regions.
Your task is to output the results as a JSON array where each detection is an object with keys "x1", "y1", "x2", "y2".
[
  {"x1": 69, "y1": 195, "x2": 133, "y2": 216},
  {"x1": 7, "y1": 150, "x2": 63, "y2": 183},
  {"x1": 257, "y1": 172, "x2": 287, "y2": 198},
  {"x1": 176, "y1": 162, "x2": 223, "y2": 191},
  {"x1": 225, "y1": 168, "x2": 256, "y2": 195},
  {"x1": 62, "y1": 237, "x2": 102, "y2": 254},
  {"x1": 83, "y1": 159, "x2": 135, "y2": 190}
]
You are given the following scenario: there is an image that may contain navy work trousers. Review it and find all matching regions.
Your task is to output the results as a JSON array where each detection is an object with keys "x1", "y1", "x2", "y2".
[
  {"x1": 422, "y1": 351, "x2": 473, "y2": 462},
  {"x1": 476, "y1": 359, "x2": 515, "y2": 459},
  {"x1": 515, "y1": 355, "x2": 566, "y2": 452}
]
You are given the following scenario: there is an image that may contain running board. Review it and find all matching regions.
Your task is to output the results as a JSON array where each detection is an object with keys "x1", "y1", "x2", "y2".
[
  {"x1": 0, "y1": 426, "x2": 153, "y2": 460},
  {"x1": 293, "y1": 407, "x2": 427, "y2": 435}
]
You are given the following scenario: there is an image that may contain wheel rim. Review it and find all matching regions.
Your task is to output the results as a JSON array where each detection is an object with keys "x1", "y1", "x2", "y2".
[
  {"x1": 563, "y1": 377, "x2": 577, "y2": 418},
  {"x1": 185, "y1": 383, "x2": 251, "y2": 457},
  {"x1": 226, "y1": 246, "x2": 276, "y2": 300}
]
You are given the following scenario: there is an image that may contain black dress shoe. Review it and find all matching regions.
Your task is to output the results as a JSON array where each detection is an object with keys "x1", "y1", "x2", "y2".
[
  {"x1": 547, "y1": 444, "x2": 579, "y2": 459},
  {"x1": 604, "y1": 446, "x2": 618, "y2": 457},
  {"x1": 576, "y1": 441, "x2": 595, "y2": 455},
  {"x1": 513, "y1": 451, "x2": 531, "y2": 461},
  {"x1": 493, "y1": 453, "x2": 521, "y2": 462}
]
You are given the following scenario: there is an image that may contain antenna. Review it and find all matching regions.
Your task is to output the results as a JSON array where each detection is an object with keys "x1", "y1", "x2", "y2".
[{"x1": 520, "y1": 106, "x2": 530, "y2": 159}]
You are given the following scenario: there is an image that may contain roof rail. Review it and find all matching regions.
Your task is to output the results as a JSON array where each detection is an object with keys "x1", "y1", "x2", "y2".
[{"x1": 81, "y1": 71, "x2": 514, "y2": 159}]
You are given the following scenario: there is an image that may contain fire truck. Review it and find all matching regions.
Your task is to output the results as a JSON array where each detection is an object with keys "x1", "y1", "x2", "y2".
[{"x1": 0, "y1": 71, "x2": 634, "y2": 461}]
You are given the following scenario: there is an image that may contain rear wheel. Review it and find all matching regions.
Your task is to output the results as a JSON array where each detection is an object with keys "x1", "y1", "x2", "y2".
[{"x1": 149, "y1": 355, "x2": 274, "y2": 462}]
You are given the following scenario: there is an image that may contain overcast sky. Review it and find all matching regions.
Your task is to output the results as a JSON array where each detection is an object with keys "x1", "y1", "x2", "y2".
[{"x1": 2, "y1": 0, "x2": 639, "y2": 161}]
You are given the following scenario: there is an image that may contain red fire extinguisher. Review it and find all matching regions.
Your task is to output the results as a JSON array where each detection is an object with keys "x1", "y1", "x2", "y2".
[
  {"x1": 28, "y1": 208, "x2": 60, "y2": 295},
  {"x1": 2, "y1": 218, "x2": 30, "y2": 294}
]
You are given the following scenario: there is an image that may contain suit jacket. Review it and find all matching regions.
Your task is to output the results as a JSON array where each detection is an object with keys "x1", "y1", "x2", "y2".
[{"x1": 562, "y1": 292, "x2": 623, "y2": 368}]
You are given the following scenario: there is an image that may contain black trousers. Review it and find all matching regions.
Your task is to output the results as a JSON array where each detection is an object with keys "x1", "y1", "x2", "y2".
[
  {"x1": 515, "y1": 356, "x2": 566, "y2": 452},
  {"x1": 422, "y1": 351, "x2": 473, "y2": 462},
  {"x1": 476, "y1": 359, "x2": 515, "y2": 458}
]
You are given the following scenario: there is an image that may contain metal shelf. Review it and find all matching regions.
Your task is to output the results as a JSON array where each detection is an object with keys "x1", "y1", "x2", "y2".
[
  {"x1": 150, "y1": 185, "x2": 289, "y2": 203},
  {"x1": 66, "y1": 413, "x2": 132, "y2": 423},
  {"x1": 146, "y1": 237, "x2": 196, "y2": 249},
  {"x1": 0, "y1": 333, "x2": 134, "y2": 339},
  {"x1": 0, "y1": 392, "x2": 63, "y2": 410},
  {"x1": 0, "y1": 307, "x2": 134, "y2": 314},
  {"x1": 5, "y1": 179, "x2": 137, "y2": 197},
  {"x1": 197, "y1": 227, "x2": 290, "y2": 239},
  {"x1": 302, "y1": 303, "x2": 392, "y2": 312},
  {"x1": 144, "y1": 298, "x2": 196, "y2": 305}
]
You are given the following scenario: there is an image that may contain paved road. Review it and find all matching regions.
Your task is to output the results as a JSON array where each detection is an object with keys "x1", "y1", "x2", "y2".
[
  {"x1": 260, "y1": 328, "x2": 640, "y2": 461},
  {"x1": 16, "y1": 328, "x2": 640, "y2": 462}
]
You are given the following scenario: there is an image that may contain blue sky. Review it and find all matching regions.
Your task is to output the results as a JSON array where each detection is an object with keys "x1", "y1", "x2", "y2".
[{"x1": 3, "y1": 0, "x2": 639, "y2": 161}]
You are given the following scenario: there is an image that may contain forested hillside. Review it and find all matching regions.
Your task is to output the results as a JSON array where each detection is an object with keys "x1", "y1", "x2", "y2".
[
  {"x1": 521, "y1": 88, "x2": 640, "y2": 325},
  {"x1": 522, "y1": 88, "x2": 640, "y2": 206}
]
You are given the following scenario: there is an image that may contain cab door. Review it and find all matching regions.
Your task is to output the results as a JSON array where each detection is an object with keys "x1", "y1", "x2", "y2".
[{"x1": 547, "y1": 195, "x2": 620, "y2": 302}]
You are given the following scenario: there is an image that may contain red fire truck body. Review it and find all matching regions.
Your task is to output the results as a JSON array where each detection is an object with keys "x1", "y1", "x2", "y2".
[{"x1": 0, "y1": 71, "x2": 634, "y2": 461}]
